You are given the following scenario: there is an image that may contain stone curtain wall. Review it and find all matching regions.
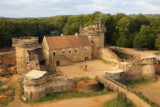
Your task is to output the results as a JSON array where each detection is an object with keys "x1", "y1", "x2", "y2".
[
  {"x1": 126, "y1": 58, "x2": 156, "y2": 80},
  {"x1": 23, "y1": 75, "x2": 76, "y2": 100}
]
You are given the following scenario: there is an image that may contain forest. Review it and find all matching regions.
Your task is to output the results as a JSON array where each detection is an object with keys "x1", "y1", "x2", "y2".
[{"x1": 0, "y1": 12, "x2": 160, "y2": 49}]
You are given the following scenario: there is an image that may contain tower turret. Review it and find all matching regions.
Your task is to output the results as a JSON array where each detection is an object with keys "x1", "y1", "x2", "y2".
[{"x1": 80, "y1": 22, "x2": 106, "y2": 58}]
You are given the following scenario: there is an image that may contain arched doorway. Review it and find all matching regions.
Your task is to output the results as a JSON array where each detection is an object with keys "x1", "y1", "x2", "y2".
[
  {"x1": 56, "y1": 60, "x2": 60, "y2": 66},
  {"x1": 85, "y1": 57, "x2": 88, "y2": 61}
]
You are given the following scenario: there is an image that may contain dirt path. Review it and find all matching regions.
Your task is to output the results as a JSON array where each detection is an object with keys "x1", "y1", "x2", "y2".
[
  {"x1": 7, "y1": 74, "x2": 22, "y2": 107},
  {"x1": 6, "y1": 74, "x2": 116, "y2": 107},
  {"x1": 135, "y1": 76, "x2": 160, "y2": 106}
]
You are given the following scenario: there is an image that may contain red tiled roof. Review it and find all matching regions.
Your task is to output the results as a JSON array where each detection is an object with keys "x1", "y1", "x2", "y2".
[{"x1": 45, "y1": 35, "x2": 91, "y2": 50}]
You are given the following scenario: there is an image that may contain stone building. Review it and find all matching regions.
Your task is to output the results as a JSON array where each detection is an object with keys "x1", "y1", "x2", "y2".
[
  {"x1": 12, "y1": 37, "x2": 43, "y2": 73},
  {"x1": 42, "y1": 22, "x2": 106, "y2": 66},
  {"x1": 42, "y1": 35, "x2": 92, "y2": 66},
  {"x1": 140, "y1": 56, "x2": 156, "y2": 79},
  {"x1": 23, "y1": 70, "x2": 75, "y2": 100},
  {"x1": 125, "y1": 55, "x2": 157, "y2": 80}
]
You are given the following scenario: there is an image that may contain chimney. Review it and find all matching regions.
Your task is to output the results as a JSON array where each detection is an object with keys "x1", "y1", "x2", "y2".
[
  {"x1": 75, "y1": 33, "x2": 78, "y2": 36},
  {"x1": 61, "y1": 33, "x2": 63, "y2": 36}
]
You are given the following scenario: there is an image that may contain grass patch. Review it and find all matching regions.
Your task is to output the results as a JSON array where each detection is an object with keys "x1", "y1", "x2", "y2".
[
  {"x1": 154, "y1": 52, "x2": 160, "y2": 56},
  {"x1": 127, "y1": 88, "x2": 158, "y2": 107},
  {"x1": 126, "y1": 78, "x2": 158, "y2": 88},
  {"x1": 0, "y1": 81, "x2": 7, "y2": 87},
  {"x1": 0, "y1": 87, "x2": 15, "y2": 107},
  {"x1": 74, "y1": 77, "x2": 91, "y2": 83},
  {"x1": 26, "y1": 89, "x2": 107, "y2": 103},
  {"x1": 103, "y1": 93, "x2": 136, "y2": 107},
  {"x1": 110, "y1": 47, "x2": 133, "y2": 60},
  {"x1": 102, "y1": 59, "x2": 115, "y2": 64}
]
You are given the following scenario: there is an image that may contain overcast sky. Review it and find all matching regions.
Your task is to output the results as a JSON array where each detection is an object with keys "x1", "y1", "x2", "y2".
[{"x1": 0, "y1": 0, "x2": 159, "y2": 18}]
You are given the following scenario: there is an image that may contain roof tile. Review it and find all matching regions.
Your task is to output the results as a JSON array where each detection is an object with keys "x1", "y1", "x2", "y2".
[{"x1": 45, "y1": 35, "x2": 91, "y2": 50}]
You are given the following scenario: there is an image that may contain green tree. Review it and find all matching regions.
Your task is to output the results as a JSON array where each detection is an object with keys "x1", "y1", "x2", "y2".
[
  {"x1": 155, "y1": 35, "x2": 160, "y2": 49},
  {"x1": 133, "y1": 25, "x2": 156, "y2": 49},
  {"x1": 116, "y1": 36, "x2": 131, "y2": 47}
]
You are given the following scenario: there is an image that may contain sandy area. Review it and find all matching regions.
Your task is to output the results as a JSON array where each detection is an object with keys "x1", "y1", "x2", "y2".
[
  {"x1": 58, "y1": 59, "x2": 117, "y2": 79},
  {"x1": 135, "y1": 76, "x2": 160, "y2": 106}
]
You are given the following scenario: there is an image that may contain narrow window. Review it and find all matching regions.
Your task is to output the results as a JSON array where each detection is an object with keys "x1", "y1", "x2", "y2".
[
  {"x1": 69, "y1": 50, "x2": 71, "y2": 53},
  {"x1": 62, "y1": 50, "x2": 65, "y2": 54},
  {"x1": 84, "y1": 47, "x2": 88, "y2": 52},
  {"x1": 75, "y1": 49, "x2": 77, "y2": 53},
  {"x1": 53, "y1": 52, "x2": 56, "y2": 56}
]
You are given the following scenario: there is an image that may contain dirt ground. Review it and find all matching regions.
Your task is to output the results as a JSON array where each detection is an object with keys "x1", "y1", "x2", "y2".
[
  {"x1": 58, "y1": 59, "x2": 117, "y2": 79},
  {"x1": 135, "y1": 76, "x2": 160, "y2": 106}
]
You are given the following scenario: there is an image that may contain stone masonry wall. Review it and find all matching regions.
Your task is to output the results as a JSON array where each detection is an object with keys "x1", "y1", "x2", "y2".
[
  {"x1": 0, "y1": 52, "x2": 16, "y2": 76},
  {"x1": 42, "y1": 37, "x2": 50, "y2": 65},
  {"x1": 23, "y1": 75, "x2": 76, "y2": 100},
  {"x1": 50, "y1": 46, "x2": 92, "y2": 66}
]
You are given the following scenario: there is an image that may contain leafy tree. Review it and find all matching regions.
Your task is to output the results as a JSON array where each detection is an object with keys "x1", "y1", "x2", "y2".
[
  {"x1": 133, "y1": 25, "x2": 156, "y2": 49},
  {"x1": 116, "y1": 36, "x2": 131, "y2": 47},
  {"x1": 155, "y1": 35, "x2": 160, "y2": 49}
]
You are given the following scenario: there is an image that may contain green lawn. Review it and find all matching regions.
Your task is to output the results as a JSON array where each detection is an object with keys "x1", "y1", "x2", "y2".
[
  {"x1": 154, "y1": 52, "x2": 160, "y2": 56},
  {"x1": 103, "y1": 93, "x2": 136, "y2": 107},
  {"x1": 102, "y1": 59, "x2": 115, "y2": 64},
  {"x1": 27, "y1": 89, "x2": 107, "y2": 103},
  {"x1": 0, "y1": 81, "x2": 7, "y2": 87},
  {"x1": 0, "y1": 88, "x2": 15, "y2": 107},
  {"x1": 126, "y1": 78, "x2": 158, "y2": 88},
  {"x1": 110, "y1": 47, "x2": 134, "y2": 60}
]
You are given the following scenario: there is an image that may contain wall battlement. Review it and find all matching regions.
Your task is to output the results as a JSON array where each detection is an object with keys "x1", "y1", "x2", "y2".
[{"x1": 12, "y1": 37, "x2": 39, "y2": 48}]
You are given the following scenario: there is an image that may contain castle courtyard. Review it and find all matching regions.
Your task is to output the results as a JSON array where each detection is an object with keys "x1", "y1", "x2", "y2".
[{"x1": 58, "y1": 59, "x2": 117, "y2": 79}]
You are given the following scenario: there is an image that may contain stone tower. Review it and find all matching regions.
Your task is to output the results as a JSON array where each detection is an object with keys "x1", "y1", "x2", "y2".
[
  {"x1": 80, "y1": 22, "x2": 106, "y2": 58},
  {"x1": 12, "y1": 37, "x2": 41, "y2": 73},
  {"x1": 140, "y1": 56, "x2": 157, "y2": 79}
]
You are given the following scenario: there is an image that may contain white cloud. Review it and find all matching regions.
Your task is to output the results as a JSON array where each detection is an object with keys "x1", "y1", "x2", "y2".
[{"x1": 0, "y1": 0, "x2": 159, "y2": 17}]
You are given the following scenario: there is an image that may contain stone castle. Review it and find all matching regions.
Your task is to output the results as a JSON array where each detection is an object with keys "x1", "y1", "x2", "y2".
[
  {"x1": 13, "y1": 22, "x2": 107, "y2": 73},
  {"x1": 42, "y1": 22, "x2": 105, "y2": 67},
  {"x1": 12, "y1": 23, "x2": 157, "y2": 101}
]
